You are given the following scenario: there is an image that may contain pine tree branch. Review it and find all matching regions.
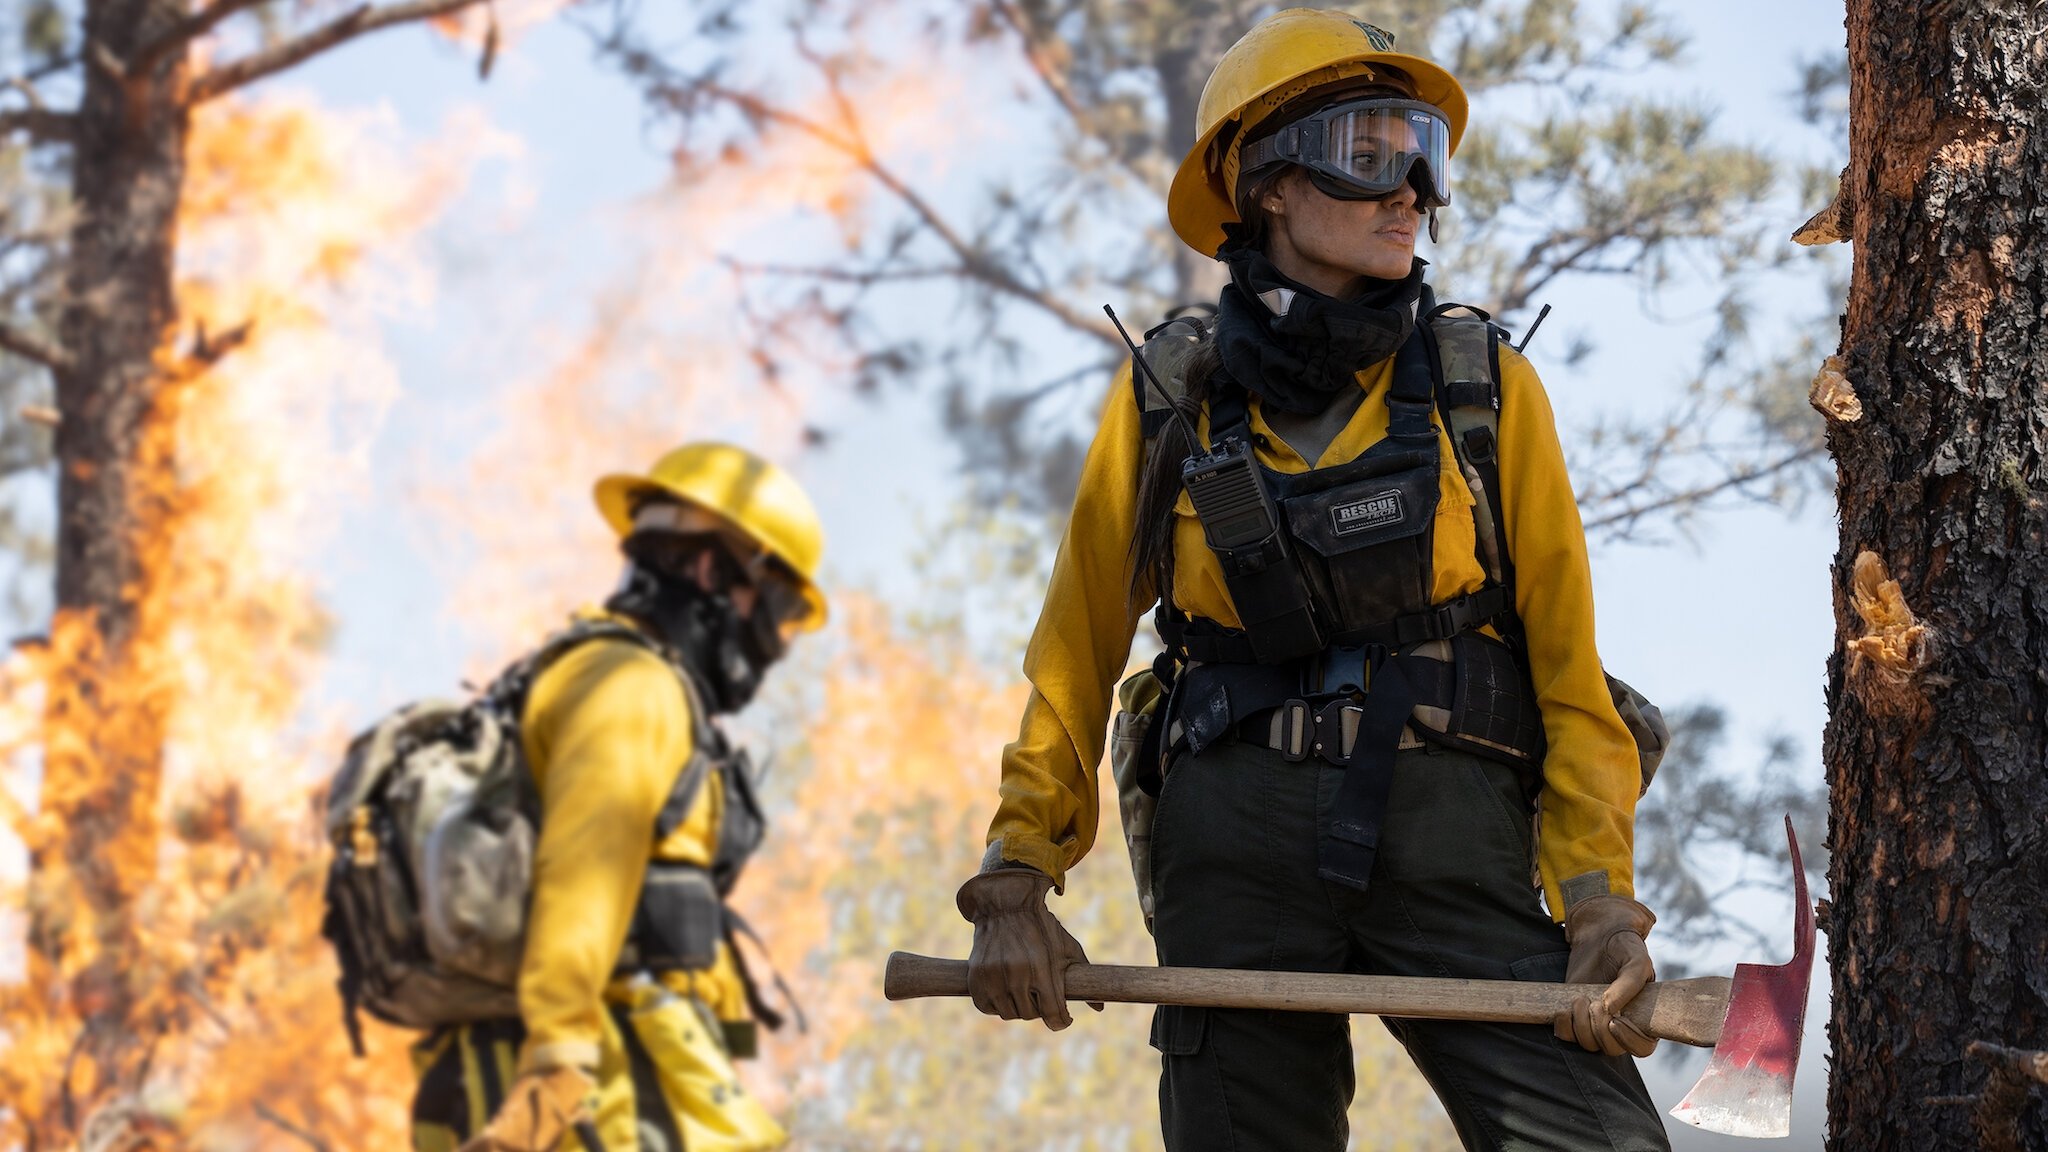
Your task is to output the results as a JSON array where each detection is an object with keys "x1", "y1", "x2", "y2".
[
  {"x1": 694, "y1": 78, "x2": 1121, "y2": 351},
  {"x1": 1580, "y1": 443, "x2": 1825, "y2": 537},
  {"x1": 252, "y1": 1104, "x2": 333, "y2": 1152},
  {"x1": 130, "y1": 0, "x2": 274, "y2": 81},
  {"x1": 986, "y1": 0, "x2": 1151, "y2": 187},
  {"x1": 0, "y1": 319, "x2": 74, "y2": 372},
  {"x1": 0, "y1": 106, "x2": 75, "y2": 144},
  {"x1": 188, "y1": 0, "x2": 495, "y2": 103}
]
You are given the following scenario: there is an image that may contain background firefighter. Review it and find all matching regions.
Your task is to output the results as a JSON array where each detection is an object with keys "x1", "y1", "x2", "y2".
[
  {"x1": 412, "y1": 443, "x2": 825, "y2": 1152},
  {"x1": 956, "y1": 10, "x2": 1670, "y2": 1151}
]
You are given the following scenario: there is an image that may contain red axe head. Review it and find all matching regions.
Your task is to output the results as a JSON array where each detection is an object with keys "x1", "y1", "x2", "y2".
[{"x1": 1668, "y1": 815, "x2": 1817, "y2": 1138}]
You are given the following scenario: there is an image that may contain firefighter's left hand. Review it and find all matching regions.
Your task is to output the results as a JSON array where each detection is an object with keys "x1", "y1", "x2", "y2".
[
  {"x1": 1553, "y1": 894, "x2": 1659, "y2": 1058},
  {"x1": 458, "y1": 1065, "x2": 596, "y2": 1152}
]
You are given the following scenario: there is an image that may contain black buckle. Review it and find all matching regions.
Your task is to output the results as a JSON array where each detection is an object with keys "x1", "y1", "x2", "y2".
[
  {"x1": 1311, "y1": 700, "x2": 1365, "y2": 766},
  {"x1": 1433, "y1": 601, "x2": 1463, "y2": 639},
  {"x1": 1306, "y1": 643, "x2": 1380, "y2": 695}
]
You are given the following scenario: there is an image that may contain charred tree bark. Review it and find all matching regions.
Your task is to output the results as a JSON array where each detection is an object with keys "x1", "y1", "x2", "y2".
[
  {"x1": 32, "y1": 0, "x2": 193, "y2": 1120},
  {"x1": 1825, "y1": 1, "x2": 2048, "y2": 1148}
]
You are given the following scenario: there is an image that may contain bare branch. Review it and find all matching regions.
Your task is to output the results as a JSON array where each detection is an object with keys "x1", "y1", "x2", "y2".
[
  {"x1": 694, "y1": 79, "x2": 1122, "y2": 350},
  {"x1": 0, "y1": 106, "x2": 75, "y2": 144},
  {"x1": 723, "y1": 256, "x2": 966, "y2": 287},
  {"x1": 130, "y1": 0, "x2": 274, "y2": 80},
  {"x1": 253, "y1": 1104, "x2": 334, "y2": 1152},
  {"x1": 190, "y1": 0, "x2": 495, "y2": 103},
  {"x1": 0, "y1": 319, "x2": 75, "y2": 373},
  {"x1": 1581, "y1": 443, "x2": 1825, "y2": 536},
  {"x1": 987, "y1": 0, "x2": 1150, "y2": 186}
]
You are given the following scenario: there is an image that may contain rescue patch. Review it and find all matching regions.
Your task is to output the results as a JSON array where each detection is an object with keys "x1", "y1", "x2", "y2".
[{"x1": 1330, "y1": 489, "x2": 1405, "y2": 536}]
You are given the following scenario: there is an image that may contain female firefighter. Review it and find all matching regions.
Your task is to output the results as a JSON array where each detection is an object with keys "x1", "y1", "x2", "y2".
[
  {"x1": 416, "y1": 443, "x2": 823, "y2": 1152},
  {"x1": 955, "y1": 10, "x2": 1671, "y2": 1150}
]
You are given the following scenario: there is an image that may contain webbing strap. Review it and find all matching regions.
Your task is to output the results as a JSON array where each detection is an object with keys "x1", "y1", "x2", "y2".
[
  {"x1": 611, "y1": 1003, "x2": 679, "y2": 1152},
  {"x1": 725, "y1": 909, "x2": 805, "y2": 1034},
  {"x1": 1317, "y1": 654, "x2": 1423, "y2": 892},
  {"x1": 1385, "y1": 326, "x2": 1437, "y2": 442},
  {"x1": 1207, "y1": 379, "x2": 1251, "y2": 445},
  {"x1": 1163, "y1": 584, "x2": 1512, "y2": 664}
]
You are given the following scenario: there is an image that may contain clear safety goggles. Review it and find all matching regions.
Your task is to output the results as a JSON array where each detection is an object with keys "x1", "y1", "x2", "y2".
[
  {"x1": 1238, "y1": 97, "x2": 1453, "y2": 209},
  {"x1": 629, "y1": 500, "x2": 811, "y2": 637}
]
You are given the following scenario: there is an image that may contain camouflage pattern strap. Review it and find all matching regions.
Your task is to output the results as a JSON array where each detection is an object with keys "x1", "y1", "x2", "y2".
[
  {"x1": 1133, "y1": 313, "x2": 1212, "y2": 440},
  {"x1": 1426, "y1": 309, "x2": 1510, "y2": 587}
]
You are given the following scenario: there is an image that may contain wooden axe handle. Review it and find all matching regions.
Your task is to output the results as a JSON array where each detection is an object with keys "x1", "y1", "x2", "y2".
[{"x1": 884, "y1": 952, "x2": 1731, "y2": 1048}]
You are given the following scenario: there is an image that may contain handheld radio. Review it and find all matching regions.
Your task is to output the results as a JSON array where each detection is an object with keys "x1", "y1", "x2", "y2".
[{"x1": 1105, "y1": 306, "x2": 1324, "y2": 663}]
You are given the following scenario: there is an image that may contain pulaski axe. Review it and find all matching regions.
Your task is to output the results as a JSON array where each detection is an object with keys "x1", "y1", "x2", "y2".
[{"x1": 886, "y1": 818, "x2": 1816, "y2": 1139}]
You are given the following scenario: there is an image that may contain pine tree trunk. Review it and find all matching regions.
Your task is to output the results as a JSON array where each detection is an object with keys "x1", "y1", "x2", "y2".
[
  {"x1": 35, "y1": 0, "x2": 190, "y2": 1120},
  {"x1": 1826, "y1": 1, "x2": 2048, "y2": 1147}
]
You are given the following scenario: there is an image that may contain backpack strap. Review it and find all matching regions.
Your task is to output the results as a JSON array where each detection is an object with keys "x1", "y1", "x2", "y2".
[
  {"x1": 1423, "y1": 305, "x2": 1517, "y2": 605},
  {"x1": 485, "y1": 617, "x2": 717, "y2": 836},
  {"x1": 1133, "y1": 310, "x2": 1214, "y2": 440},
  {"x1": 653, "y1": 671, "x2": 721, "y2": 842}
]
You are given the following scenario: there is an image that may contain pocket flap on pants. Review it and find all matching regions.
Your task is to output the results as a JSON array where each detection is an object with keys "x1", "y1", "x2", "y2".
[{"x1": 1149, "y1": 1004, "x2": 1209, "y2": 1055}]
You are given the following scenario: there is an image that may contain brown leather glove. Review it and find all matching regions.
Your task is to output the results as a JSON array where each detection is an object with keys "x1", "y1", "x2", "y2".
[
  {"x1": 458, "y1": 1065, "x2": 597, "y2": 1152},
  {"x1": 1553, "y1": 894, "x2": 1659, "y2": 1058},
  {"x1": 956, "y1": 867, "x2": 1100, "y2": 1031}
]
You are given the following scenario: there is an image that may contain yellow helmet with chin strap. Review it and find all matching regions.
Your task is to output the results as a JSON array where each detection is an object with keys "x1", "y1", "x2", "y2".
[
  {"x1": 593, "y1": 442, "x2": 829, "y2": 631},
  {"x1": 1167, "y1": 9, "x2": 1470, "y2": 258}
]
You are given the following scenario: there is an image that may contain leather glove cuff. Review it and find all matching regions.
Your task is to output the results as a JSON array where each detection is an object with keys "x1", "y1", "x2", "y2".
[
  {"x1": 956, "y1": 867, "x2": 1054, "y2": 922},
  {"x1": 1563, "y1": 894, "x2": 1657, "y2": 947}
]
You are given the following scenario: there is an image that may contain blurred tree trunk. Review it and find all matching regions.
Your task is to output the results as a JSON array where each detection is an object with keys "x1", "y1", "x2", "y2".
[
  {"x1": 1825, "y1": 0, "x2": 2047, "y2": 1147},
  {"x1": 34, "y1": 0, "x2": 190, "y2": 1080},
  {"x1": 16, "y1": 1, "x2": 492, "y2": 1136}
]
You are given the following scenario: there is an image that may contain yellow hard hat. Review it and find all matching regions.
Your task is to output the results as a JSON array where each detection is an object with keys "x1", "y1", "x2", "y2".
[
  {"x1": 1166, "y1": 9, "x2": 1470, "y2": 258},
  {"x1": 593, "y1": 442, "x2": 829, "y2": 631}
]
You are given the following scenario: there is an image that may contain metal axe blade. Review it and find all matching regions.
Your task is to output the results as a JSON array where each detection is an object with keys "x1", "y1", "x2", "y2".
[{"x1": 1668, "y1": 816, "x2": 1817, "y2": 1138}]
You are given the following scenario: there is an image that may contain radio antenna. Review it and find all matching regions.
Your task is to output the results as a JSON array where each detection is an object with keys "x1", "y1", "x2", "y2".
[{"x1": 1514, "y1": 303, "x2": 1552, "y2": 354}]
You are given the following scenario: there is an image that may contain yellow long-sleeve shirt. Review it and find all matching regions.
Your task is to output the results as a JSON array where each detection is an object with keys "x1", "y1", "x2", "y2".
[
  {"x1": 987, "y1": 344, "x2": 1640, "y2": 920},
  {"x1": 514, "y1": 629, "x2": 743, "y2": 1073}
]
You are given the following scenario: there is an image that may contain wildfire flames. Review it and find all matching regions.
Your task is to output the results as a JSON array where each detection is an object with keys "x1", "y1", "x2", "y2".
[
  {"x1": 0, "y1": 93, "x2": 512, "y2": 1150},
  {"x1": 0, "y1": 25, "x2": 1452, "y2": 1152}
]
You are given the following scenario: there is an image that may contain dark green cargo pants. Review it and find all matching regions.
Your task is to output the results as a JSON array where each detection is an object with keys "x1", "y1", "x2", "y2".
[{"x1": 1149, "y1": 738, "x2": 1671, "y2": 1152}]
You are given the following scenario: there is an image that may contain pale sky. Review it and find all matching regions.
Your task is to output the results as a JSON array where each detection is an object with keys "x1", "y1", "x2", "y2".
[{"x1": 262, "y1": 2, "x2": 1848, "y2": 1146}]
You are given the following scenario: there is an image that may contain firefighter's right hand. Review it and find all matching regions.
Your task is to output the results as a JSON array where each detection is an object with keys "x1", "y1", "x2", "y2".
[
  {"x1": 459, "y1": 1064, "x2": 596, "y2": 1152},
  {"x1": 956, "y1": 867, "x2": 1100, "y2": 1031}
]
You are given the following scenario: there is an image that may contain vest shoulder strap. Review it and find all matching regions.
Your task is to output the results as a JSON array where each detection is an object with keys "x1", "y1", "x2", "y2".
[
  {"x1": 1133, "y1": 311, "x2": 1213, "y2": 441},
  {"x1": 488, "y1": 618, "x2": 720, "y2": 843},
  {"x1": 1424, "y1": 306, "x2": 1515, "y2": 593},
  {"x1": 654, "y1": 666, "x2": 724, "y2": 842}
]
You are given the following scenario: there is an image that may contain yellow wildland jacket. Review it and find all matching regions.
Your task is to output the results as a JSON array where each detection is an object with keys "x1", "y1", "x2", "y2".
[
  {"x1": 987, "y1": 347, "x2": 1640, "y2": 920},
  {"x1": 514, "y1": 626, "x2": 782, "y2": 1150}
]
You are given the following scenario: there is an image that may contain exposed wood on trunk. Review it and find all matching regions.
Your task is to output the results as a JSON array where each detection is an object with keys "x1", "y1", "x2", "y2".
[{"x1": 1826, "y1": 1, "x2": 2048, "y2": 1147}]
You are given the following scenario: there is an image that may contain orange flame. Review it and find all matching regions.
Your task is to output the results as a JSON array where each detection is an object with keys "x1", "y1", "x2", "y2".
[
  {"x1": 0, "y1": 28, "x2": 1458, "y2": 1152},
  {"x1": 1, "y1": 93, "x2": 512, "y2": 1151}
]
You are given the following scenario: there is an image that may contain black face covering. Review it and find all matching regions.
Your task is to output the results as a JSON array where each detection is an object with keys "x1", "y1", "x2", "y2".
[
  {"x1": 1212, "y1": 241, "x2": 1425, "y2": 416},
  {"x1": 604, "y1": 563, "x2": 785, "y2": 713}
]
